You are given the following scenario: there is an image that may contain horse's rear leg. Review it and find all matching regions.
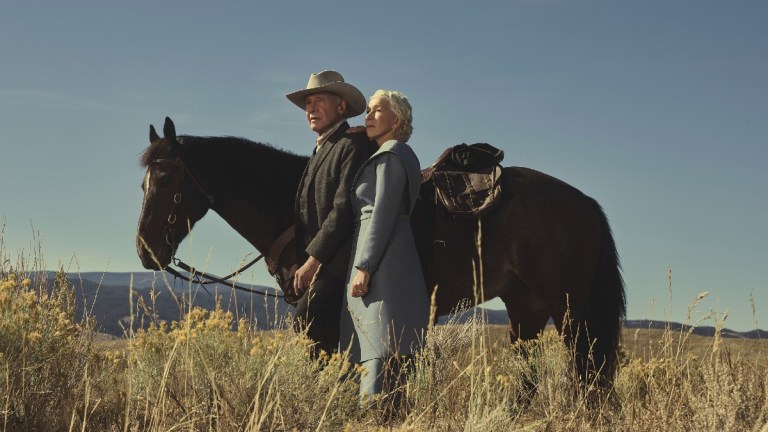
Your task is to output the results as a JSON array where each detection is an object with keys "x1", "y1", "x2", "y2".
[{"x1": 549, "y1": 304, "x2": 592, "y2": 385}]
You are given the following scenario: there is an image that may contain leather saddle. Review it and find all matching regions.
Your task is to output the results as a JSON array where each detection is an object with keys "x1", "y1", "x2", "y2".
[{"x1": 422, "y1": 143, "x2": 504, "y2": 218}]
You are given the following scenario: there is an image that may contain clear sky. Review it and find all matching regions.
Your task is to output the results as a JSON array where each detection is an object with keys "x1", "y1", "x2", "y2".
[{"x1": 1, "y1": 1, "x2": 766, "y2": 331}]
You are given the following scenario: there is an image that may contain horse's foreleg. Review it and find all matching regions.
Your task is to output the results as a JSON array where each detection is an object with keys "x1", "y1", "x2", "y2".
[
  {"x1": 499, "y1": 278, "x2": 550, "y2": 404},
  {"x1": 499, "y1": 276, "x2": 550, "y2": 343}
]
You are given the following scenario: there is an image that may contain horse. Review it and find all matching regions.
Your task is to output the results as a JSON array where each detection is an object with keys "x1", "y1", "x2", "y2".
[{"x1": 136, "y1": 117, "x2": 626, "y2": 386}]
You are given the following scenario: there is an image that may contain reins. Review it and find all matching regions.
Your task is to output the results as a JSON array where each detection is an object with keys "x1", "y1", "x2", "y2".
[{"x1": 165, "y1": 255, "x2": 284, "y2": 298}]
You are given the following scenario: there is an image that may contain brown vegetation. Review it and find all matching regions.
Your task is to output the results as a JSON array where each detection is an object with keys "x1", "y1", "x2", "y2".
[{"x1": 1, "y1": 233, "x2": 766, "y2": 431}]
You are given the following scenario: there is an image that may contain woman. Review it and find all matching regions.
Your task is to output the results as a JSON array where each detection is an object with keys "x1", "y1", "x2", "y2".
[{"x1": 339, "y1": 89, "x2": 429, "y2": 407}]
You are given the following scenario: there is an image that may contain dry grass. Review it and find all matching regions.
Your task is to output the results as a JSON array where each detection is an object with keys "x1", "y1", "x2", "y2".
[
  {"x1": 483, "y1": 324, "x2": 768, "y2": 370},
  {"x1": 2, "y1": 228, "x2": 767, "y2": 431},
  {"x1": 1, "y1": 268, "x2": 767, "y2": 431}
]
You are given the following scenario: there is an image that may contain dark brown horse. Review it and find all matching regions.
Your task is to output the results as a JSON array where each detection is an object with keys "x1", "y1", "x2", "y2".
[{"x1": 136, "y1": 117, "x2": 626, "y2": 385}]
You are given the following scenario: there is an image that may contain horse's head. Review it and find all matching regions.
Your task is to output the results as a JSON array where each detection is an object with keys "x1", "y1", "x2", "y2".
[{"x1": 136, "y1": 117, "x2": 214, "y2": 270}]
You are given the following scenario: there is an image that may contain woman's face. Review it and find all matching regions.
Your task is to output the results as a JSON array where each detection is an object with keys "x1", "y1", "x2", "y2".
[{"x1": 365, "y1": 95, "x2": 400, "y2": 145}]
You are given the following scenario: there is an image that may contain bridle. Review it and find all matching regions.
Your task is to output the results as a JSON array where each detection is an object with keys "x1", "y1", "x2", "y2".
[
  {"x1": 148, "y1": 156, "x2": 215, "y2": 250},
  {"x1": 146, "y1": 154, "x2": 295, "y2": 300}
]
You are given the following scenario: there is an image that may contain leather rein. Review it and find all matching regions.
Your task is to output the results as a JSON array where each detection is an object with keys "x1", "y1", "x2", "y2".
[{"x1": 148, "y1": 156, "x2": 293, "y2": 299}]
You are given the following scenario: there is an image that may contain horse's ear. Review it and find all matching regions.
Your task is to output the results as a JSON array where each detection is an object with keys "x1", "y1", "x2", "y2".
[
  {"x1": 149, "y1": 124, "x2": 160, "y2": 142},
  {"x1": 163, "y1": 117, "x2": 177, "y2": 142}
]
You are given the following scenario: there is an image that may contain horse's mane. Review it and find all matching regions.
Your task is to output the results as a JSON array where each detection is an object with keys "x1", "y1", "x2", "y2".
[
  {"x1": 140, "y1": 135, "x2": 309, "y2": 206},
  {"x1": 139, "y1": 136, "x2": 173, "y2": 168},
  {"x1": 140, "y1": 135, "x2": 304, "y2": 166}
]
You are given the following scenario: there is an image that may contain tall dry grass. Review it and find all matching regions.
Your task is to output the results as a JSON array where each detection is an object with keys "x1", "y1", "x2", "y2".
[
  {"x1": 1, "y1": 227, "x2": 767, "y2": 431},
  {"x1": 123, "y1": 300, "x2": 362, "y2": 431},
  {"x1": 0, "y1": 241, "x2": 119, "y2": 430}
]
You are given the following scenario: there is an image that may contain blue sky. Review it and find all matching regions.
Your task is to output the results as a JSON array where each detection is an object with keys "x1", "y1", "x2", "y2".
[{"x1": 1, "y1": 1, "x2": 766, "y2": 331}]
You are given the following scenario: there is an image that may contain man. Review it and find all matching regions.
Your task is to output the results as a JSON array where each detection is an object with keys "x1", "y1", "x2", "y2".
[{"x1": 286, "y1": 70, "x2": 376, "y2": 356}]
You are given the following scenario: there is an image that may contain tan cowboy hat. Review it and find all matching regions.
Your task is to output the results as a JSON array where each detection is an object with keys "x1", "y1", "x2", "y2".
[{"x1": 286, "y1": 70, "x2": 366, "y2": 118}]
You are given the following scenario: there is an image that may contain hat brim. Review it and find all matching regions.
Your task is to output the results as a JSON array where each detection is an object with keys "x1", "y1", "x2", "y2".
[{"x1": 286, "y1": 82, "x2": 366, "y2": 118}]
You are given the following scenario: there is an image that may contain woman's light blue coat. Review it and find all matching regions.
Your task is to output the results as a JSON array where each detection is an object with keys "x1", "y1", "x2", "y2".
[{"x1": 340, "y1": 140, "x2": 429, "y2": 363}]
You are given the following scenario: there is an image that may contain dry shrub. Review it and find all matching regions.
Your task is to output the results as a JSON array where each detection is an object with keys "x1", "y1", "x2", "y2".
[
  {"x1": 404, "y1": 316, "x2": 767, "y2": 432},
  {"x1": 617, "y1": 324, "x2": 768, "y2": 432},
  {"x1": 2, "y1": 226, "x2": 767, "y2": 431},
  {"x1": 406, "y1": 311, "x2": 531, "y2": 430},
  {"x1": 0, "y1": 269, "x2": 113, "y2": 431},
  {"x1": 125, "y1": 300, "x2": 363, "y2": 431},
  {"x1": 0, "y1": 273, "x2": 765, "y2": 432},
  {"x1": 407, "y1": 315, "x2": 599, "y2": 431}
]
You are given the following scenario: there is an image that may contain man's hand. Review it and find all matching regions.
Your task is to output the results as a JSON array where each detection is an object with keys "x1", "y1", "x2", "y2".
[
  {"x1": 293, "y1": 256, "x2": 322, "y2": 296},
  {"x1": 350, "y1": 268, "x2": 371, "y2": 298}
]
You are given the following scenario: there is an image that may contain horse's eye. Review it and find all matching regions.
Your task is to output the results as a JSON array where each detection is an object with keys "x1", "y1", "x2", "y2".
[{"x1": 156, "y1": 174, "x2": 172, "y2": 188}]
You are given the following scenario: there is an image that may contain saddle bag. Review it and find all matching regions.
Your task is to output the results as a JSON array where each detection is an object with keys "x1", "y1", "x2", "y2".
[
  {"x1": 425, "y1": 143, "x2": 505, "y2": 219},
  {"x1": 432, "y1": 165, "x2": 503, "y2": 218}
]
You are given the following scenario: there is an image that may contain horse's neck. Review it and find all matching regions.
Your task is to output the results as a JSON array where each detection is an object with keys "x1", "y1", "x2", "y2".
[
  {"x1": 185, "y1": 136, "x2": 305, "y2": 254},
  {"x1": 212, "y1": 198, "x2": 292, "y2": 255}
]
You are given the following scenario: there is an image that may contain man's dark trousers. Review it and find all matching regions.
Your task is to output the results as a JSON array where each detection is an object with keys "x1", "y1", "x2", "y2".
[{"x1": 292, "y1": 266, "x2": 343, "y2": 357}]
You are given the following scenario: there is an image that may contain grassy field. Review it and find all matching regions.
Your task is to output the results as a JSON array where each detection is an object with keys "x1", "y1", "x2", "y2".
[
  {"x1": 1, "y1": 263, "x2": 767, "y2": 431},
  {"x1": 485, "y1": 324, "x2": 768, "y2": 367}
]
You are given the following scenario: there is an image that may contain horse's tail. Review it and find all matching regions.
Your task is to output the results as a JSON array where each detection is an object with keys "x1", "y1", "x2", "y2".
[{"x1": 582, "y1": 200, "x2": 626, "y2": 386}]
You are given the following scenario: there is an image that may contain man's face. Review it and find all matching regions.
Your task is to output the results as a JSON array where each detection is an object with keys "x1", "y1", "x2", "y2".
[{"x1": 304, "y1": 92, "x2": 346, "y2": 135}]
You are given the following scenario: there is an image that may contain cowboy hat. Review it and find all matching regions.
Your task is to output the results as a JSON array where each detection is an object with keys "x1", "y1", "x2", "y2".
[{"x1": 286, "y1": 70, "x2": 366, "y2": 118}]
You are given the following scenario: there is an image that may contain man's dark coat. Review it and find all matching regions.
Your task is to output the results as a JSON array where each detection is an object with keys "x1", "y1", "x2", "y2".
[{"x1": 294, "y1": 121, "x2": 377, "y2": 279}]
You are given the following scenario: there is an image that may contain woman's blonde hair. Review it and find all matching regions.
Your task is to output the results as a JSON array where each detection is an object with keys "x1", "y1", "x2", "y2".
[{"x1": 370, "y1": 89, "x2": 413, "y2": 142}]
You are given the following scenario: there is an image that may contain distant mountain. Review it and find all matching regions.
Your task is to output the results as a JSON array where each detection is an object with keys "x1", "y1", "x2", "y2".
[
  {"x1": 439, "y1": 312, "x2": 768, "y2": 339},
  {"x1": 40, "y1": 271, "x2": 291, "y2": 337},
  {"x1": 37, "y1": 272, "x2": 768, "y2": 340},
  {"x1": 623, "y1": 319, "x2": 767, "y2": 340},
  {"x1": 71, "y1": 271, "x2": 161, "y2": 289}
]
